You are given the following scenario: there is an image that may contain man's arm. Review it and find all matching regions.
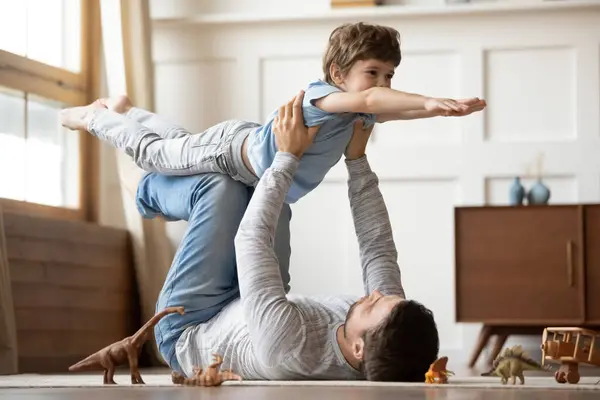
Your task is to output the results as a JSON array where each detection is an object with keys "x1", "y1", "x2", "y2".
[
  {"x1": 234, "y1": 91, "x2": 318, "y2": 368},
  {"x1": 234, "y1": 152, "x2": 306, "y2": 368},
  {"x1": 345, "y1": 144, "x2": 405, "y2": 297},
  {"x1": 315, "y1": 87, "x2": 468, "y2": 116}
]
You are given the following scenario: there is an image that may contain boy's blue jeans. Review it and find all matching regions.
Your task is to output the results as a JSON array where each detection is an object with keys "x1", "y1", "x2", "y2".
[{"x1": 135, "y1": 171, "x2": 292, "y2": 374}]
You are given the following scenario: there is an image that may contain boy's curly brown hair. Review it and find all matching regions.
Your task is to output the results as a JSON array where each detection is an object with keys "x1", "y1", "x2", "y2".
[{"x1": 322, "y1": 22, "x2": 402, "y2": 85}]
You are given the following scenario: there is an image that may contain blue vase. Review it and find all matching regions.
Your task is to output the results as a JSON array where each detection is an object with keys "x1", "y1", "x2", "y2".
[
  {"x1": 527, "y1": 179, "x2": 551, "y2": 205},
  {"x1": 509, "y1": 177, "x2": 525, "y2": 206}
]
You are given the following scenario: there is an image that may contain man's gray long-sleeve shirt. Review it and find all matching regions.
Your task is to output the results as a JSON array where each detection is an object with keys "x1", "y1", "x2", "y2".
[{"x1": 175, "y1": 152, "x2": 405, "y2": 380}]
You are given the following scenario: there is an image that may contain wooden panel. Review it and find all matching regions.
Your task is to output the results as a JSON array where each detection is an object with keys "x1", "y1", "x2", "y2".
[
  {"x1": 455, "y1": 206, "x2": 585, "y2": 325},
  {"x1": 0, "y1": 207, "x2": 18, "y2": 374},
  {"x1": 17, "y1": 331, "x2": 128, "y2": 358},
  {"x1": 330, "y1": 0, "x2": 383, "y2": 7},
  {"x1": 585, "y1": 205, "x2": 600, "y2": 323},
  {"x1": 9, "y1": 260, "x2": 131, "y2": 291},
  {"x1": 0, "y1": 49, "x2": 87, "y2": 105},
  {"x1": 18, "y1": 356, "x2": 96, "y2": 374},
  {"x1": 2, "y1": 212, "x2": 126, "y2": 246},
  {"x1": 2, "y1": 210, "x2": 138, "y2": 373},
  {"x1": 5, "y1": 237, "x2": 126, "y2": 269},
  {"x1": 12, "y1": 283, "x2": 133, "y2": 312},
  {"x1": 15, "y1": 308, "x2": 132, "y2": 333}
]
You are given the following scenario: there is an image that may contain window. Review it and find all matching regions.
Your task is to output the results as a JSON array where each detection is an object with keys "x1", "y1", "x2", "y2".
[
  {"x1": 0, "y1": 89, "x2": 79, "y2": 208},
  {"x1": 0, "y1": 0, "x2": 81, "y2": 72},
  {"x1": 0, "y1": 0, "x2": 100, "y2": 220}
]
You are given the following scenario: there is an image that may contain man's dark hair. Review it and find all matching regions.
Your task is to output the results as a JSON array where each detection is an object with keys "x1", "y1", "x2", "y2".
[{"x1": 361, "y1": 300, "x2": 439, "y2": 382}]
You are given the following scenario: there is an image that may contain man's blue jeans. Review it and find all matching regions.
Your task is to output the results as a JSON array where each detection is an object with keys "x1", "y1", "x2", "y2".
[{"x1": 135, "y1": 171, "x2": 292, "y2": 374}]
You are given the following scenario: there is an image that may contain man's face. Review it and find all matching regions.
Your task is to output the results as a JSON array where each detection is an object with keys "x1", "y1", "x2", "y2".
[{"x1": 344, "y1": 290, "x2": 404, "y2": 342}]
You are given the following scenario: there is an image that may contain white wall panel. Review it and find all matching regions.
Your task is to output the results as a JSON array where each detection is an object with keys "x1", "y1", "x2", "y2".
[{"x1": 484, "y1": 46, "x2": 576, "y2": 142}]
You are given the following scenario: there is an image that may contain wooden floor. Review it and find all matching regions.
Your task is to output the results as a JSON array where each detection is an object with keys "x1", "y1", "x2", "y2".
[
  {"x1": 1, "y1": 366, "x2": 598, "y2": 400},
  {"x1": 1, "y1": 385, "x2": 600, "y2": 400}
]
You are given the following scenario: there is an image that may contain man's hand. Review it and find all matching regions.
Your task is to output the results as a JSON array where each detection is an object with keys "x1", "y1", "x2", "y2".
[
  {"x1": 273, "y1": 90, "x2": 320, "y2": 158},
  {"x1": 424, "y1": 97, "x2": 486, "y2": 117},
  {"x1": 345, "y1": 119, "x2": 374, "y2": 160}
]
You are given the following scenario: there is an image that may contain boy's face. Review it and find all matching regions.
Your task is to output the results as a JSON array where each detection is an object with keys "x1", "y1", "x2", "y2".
[{"x1": 336, "y1": 59, "x2": 396, "y2": 92}]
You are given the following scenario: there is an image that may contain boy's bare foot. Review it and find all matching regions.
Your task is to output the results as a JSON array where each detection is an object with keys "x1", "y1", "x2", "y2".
[
  {"x1": 98, "y1": 94, "x2": 133, "y2": 114},
  {"x1": 60, "y1": 101, "x2": 105, "y2": 131}
]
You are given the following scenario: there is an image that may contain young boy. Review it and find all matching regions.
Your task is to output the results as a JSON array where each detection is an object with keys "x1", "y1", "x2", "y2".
[{"x1": 60, "y1": 22, "x2": 486, "y2": 204}]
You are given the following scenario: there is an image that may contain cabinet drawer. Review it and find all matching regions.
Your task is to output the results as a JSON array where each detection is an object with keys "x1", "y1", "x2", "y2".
[{"x1": 455, "y1": 206, "x2": 584, "y2": 324}]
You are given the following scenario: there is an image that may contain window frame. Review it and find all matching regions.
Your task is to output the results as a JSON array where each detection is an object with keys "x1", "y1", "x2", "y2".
[{"x1": 0, "y1": 0, "x2": 102, "y2": 222}]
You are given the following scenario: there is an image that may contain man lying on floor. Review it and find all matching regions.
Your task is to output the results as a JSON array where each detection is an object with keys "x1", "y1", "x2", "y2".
[{"x1": 80, "y1": 92, "x2": 439, "y2": 382}]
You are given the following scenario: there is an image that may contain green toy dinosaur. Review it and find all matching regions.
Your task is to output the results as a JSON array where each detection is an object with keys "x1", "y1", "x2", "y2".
[{"x1": 481, "y1": 345, "x2": 552, "y2": 385}]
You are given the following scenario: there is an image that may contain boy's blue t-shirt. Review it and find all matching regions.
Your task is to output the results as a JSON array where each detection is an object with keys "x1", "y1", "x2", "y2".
[{"x1": 246, "y1": 79, "x2": 376, "y2": 204}]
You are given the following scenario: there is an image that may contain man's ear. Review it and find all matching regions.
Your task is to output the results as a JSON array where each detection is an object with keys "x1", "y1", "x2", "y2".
[
  {"x1": 352, "y1": 337, "x2": 365, "y2": 361},
  {"x1": 330, "y1": 63, "x2": 344, "y2": 86}
]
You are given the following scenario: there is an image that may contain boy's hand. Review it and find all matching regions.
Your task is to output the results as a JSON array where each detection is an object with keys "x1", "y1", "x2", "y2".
[
  {"x1": 448, "y1": 97, "x2": 487, "y2": 117},
  {"x1": 345, "y1": 119, "x2": 374, "y2": 160},
  {"x1": 424, "y1": 97, "x2": 486, "y2": 117},
  {"x1": 274, "y1": 90, "x2": 320, "y2": 158}
]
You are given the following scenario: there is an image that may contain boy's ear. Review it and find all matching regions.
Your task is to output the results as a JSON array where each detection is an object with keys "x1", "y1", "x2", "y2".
[{"x1": 330, "y1": 63, "x2": 344, "y2": 86}]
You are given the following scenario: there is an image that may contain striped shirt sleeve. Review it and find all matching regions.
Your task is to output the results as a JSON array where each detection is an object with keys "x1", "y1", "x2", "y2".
[{"x1": 234, "y1": 151, "x2": 306, "y2": 368}]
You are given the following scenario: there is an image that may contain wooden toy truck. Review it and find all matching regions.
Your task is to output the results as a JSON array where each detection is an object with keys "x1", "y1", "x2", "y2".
[{"x1": 540, "y1": 327, "x2": 600, "y2": 384}]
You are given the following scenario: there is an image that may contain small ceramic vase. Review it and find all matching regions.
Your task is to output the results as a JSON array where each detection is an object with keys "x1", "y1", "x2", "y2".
[
  {"x1": 527, "y1": 179, "x2": 551, "y2": 205},
  {"x1": 508, "y1": 177, "x2": 525, "y2": 206}
]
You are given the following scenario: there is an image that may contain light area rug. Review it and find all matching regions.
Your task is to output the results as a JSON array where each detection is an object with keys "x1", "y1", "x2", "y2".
[{"x1": 1, "y1": 373, "x2": 599, "y2": 390}]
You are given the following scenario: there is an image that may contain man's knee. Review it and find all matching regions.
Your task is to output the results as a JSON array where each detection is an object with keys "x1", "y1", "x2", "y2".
[
  {"x1": 135, "y1": 172, "x2": 249, "y2": 221},
  {"x1": 189, "y1": 173, "x2": 249, "y2": 215},
  {"x1": 135, "y1": 172, "x2": 163, "y2": 219}
]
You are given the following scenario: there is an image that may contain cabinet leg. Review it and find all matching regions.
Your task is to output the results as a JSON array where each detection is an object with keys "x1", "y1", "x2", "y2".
[
  {"x1": 468, "y1": 325, "x2": 493, "y2": 368},
  {"x1": 487, "y1": 334, "x2": 509, "y2": 366}
]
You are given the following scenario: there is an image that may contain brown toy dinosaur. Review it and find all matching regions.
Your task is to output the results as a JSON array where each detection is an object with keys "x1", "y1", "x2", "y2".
[
  {"x1": 171, "y1": 353, "x2": 242, "y2": 386},
  {"x1": 68, "y1": 306, "x2": 185, "y2": 384},
  {"x1": 424, "y1": 356, "x2": 454, "y2": 384}
]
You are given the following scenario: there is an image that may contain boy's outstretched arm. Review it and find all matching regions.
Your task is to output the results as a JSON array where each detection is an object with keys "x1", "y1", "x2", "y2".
[
  {"x1": 314, "y1": 86, "x2": 471, "y2": 116},
  {"x1": 375, "y1": 97, "x2": 487, "y2": 123}
]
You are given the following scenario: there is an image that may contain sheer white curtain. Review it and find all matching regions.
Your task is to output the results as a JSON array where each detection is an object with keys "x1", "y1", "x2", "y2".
[{"x1": 99, "y1": 0, "x2": 173, "y2": 366}]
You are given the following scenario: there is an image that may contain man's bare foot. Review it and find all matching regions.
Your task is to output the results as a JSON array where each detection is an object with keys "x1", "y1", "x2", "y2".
[
  {"x1": 60, "y1": 102, "x2": 104, "y2": 131},
  {"x1": 98, "y1": 94, "x2": 133, "y2": 114}
]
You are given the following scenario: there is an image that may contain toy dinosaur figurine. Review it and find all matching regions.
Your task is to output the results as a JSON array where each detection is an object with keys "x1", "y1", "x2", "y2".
[
  {"x1": 425, "y1": 356, "x2": 454, "y2": 384},
  {"x1": 68, "y1": 306, "x2": 185, "y2": 384},
  {"x1": 171, "y1": 353, "x2": 242, "y2": 386},
  {"x1": 481, "y1": 345, "x2": 552, "y2": 385}
]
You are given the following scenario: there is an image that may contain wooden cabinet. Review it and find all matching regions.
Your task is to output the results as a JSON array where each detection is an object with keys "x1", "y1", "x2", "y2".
[
  {"x1": 584, "y1": 205, "x2": 600, "y2": 324},
  {"x1": 454, "y1": 204, "x2": 600, "y2": 367}
]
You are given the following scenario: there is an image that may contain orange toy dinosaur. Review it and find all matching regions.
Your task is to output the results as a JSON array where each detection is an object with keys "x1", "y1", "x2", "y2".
[
  {"x1": 171, "y1": 353, "x2": 242, "y2": 386},
  {"x1": 69, "y1": 306, "x2": 185, "y2": 384},
  {"x1": 425, "y1": 356, "x2": 455, "y2": 384}
]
